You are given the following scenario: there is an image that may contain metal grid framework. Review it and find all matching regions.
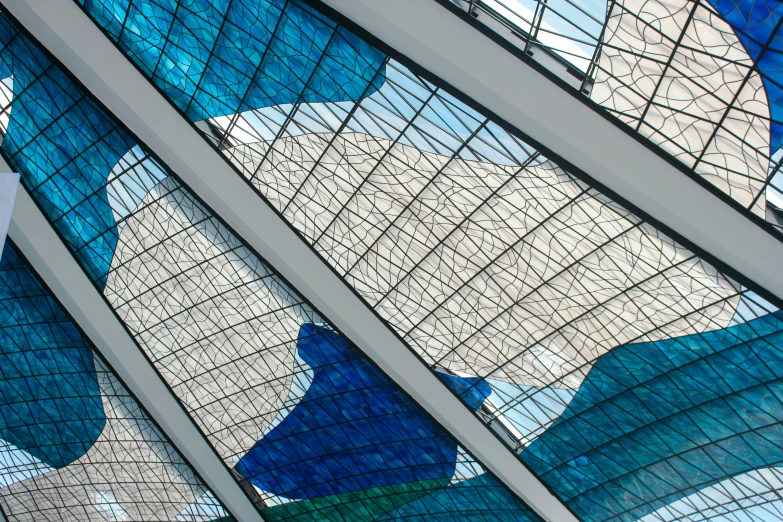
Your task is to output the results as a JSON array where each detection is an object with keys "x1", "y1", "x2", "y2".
[
  {"x1": 0, "y1": 240, "x2": 232, "y2": 522},
  {"x1": 445, "y1": 0, "x2": 783, "y2": 234},
  {"x1": 0, "y1": 7, "x2": 542, "y2": 522},
  {"x1": 68, "y1": 0, "x2": 783, "y2": 521}
]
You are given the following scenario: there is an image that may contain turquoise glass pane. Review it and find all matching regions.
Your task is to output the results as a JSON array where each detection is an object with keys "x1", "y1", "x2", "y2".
[
  {"x1": 78, "y1": 0, "x2": 386, "y2": 121},
  {"x1": 523, "y1": 312, "x2": 783, "y2": 521},
  {"x1": 0, "y1": 14, "x2": 133, "y2": 289},
  {"x1": 0, "y1": 242, "x2": 103, "y2": 468}
]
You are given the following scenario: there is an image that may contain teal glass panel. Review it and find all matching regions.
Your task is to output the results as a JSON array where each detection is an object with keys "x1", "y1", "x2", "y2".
[
  {"x1": 78, "y1": 0, "x2": 386, "y2": 121},
  {"x1": 0, "y1": 240, "x2": 232, "y2": 521},
  {"x1": 523, "y1": 311, "x2": 783, "y2": 521},
  {"x1": 0, "y1": 14, "x2": 133, "y2": 288},
  {"x1": 0, "y1": 242, "x2": 104, "y2": 468},
  {"x1": 378, "y1": 474, "x2": 535, "y2": 521}
]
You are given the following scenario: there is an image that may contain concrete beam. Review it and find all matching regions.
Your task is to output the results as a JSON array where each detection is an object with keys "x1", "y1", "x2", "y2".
[{"x1": 0, "y1": 172, "x2": 18, "y2": 254}]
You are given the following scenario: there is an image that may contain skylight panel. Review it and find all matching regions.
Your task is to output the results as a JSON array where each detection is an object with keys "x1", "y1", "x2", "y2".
[
  {"x1": 0, "y1": 241, "x2": 233, "y2": 522},
  {"x1": 0, "y1": 8, "x2": 542, "y2": 521},
  {"x1": 68, "y1": 0, "x2": 783, "y2": 520},
  {"x1": 444, "y1": 0, "x2": 783, "y2": 236}
]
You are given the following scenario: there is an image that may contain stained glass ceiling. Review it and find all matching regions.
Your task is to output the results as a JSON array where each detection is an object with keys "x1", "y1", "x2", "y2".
[
  {"x1": 52, "y1": 0, "x2": 783, "y2": 520},
  {"x1": 0, "y1": 240, "x2": 233, "y2": 521},
  {"x1": 443, "y1": 0, "x2": 783, "y2": 237},
  {"x1": 1, "y1": 0, "x2": 783, "y2": 521},
  {"x1": 0, "y1": 7, "x2": 540, "y2": 522}
]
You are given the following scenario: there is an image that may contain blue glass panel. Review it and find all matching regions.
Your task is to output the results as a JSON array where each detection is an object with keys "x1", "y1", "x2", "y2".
[
  {"x1": 706, "y1": 0, "x2": 783, "y2": 151},
  {"x1": 236, "y1": 324, "x2": 480, "y2": 500},
  {"x1": 378, "y1": 474, "x2": 538, "y2": 521},
  {"x1": 77, "y1": 0, "x2": 386, "y2": 121},
  {"x1": 709, "y1": 0, "x2": 783, "y2": 59},
  {"x1": 0, "y1": 9, "x2": 541, "y2": 519},
  {"x1": 0, "y1": 14, "x2": 134, "y2": 289},
  {"x1": 0, "y1": 243, "x2": 104, "y2": 468},
  {"x1": 523, "y1": 311, "x2": 783, "y2": 521},
  {"x1": 437, "y1": 373, "x2": 491, "y2": 411}
]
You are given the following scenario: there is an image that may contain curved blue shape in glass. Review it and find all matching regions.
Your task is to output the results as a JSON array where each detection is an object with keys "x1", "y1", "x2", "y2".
[
  {"x1": 0, "y1": 243, "x2": 104, "y2": 468},
  {"x1": 235, "y1": 323, "x2": 485, "y2": 500},
  {"x1": 77, "y1": 0, "x2": 387, "y2": 121},
  {"x1": 523, "y1": 311, "x2": 783, "y2": 522},
  {"x1": 0, "y1": 14, "x2": 134, "y2": 289},
  {"x1": 378, "y1": 473, "x2": 540, "y2": 521},
  {"x1": 437, "y1": 373, "x2": 491, "y2": 411},
  {"x1": 707, "y1": 0, "x2": 783, "y2": 153}
]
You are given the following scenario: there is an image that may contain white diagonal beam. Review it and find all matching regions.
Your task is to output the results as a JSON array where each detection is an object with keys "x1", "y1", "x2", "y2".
[
  {"x1": 0, "y1": 172, "x2": 18, "y2": 254},
  {"x1": 6, "y1": 181, "x2": 265, "y2": 522},
  {"x1": 2, "y1": 1, "x2": 576, "y2": 520},
  {"x1": 0, "y1": 171, "x2": 18, "y2": 522},
  {"x1": 318, "y1": 0, "x2": 783, "y2": 302}
]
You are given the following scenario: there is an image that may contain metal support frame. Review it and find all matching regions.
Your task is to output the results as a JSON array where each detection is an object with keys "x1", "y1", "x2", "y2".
[
  {"x1": 5, "y1": 177, "x2": 265, "y2": 522},
  {"x1": 1, "y1": 1, "x2": 576, "y2": 520},
  {"x1": 317, "y1": 0, "x2": 783, "y2": 302}
]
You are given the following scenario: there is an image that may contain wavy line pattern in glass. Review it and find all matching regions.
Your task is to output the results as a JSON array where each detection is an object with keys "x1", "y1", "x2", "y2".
[
  {"x1": 0, "y1": 8, "x2": 541, "y2": 521},
  {"x1": 446, "y1": 0, "x2": 783, "y2": 233},
  {"x1": 0, "y1": 240, "x2": 233, "y2": 522},
  {"x1": 71, "y1": 0, "x2": 783, "y2": 520}
]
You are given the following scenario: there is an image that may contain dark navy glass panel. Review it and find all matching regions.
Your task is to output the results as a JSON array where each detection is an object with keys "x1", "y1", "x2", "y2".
[{"x1": 238, "y1": 324, "x2": 471, "y2": 499}]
